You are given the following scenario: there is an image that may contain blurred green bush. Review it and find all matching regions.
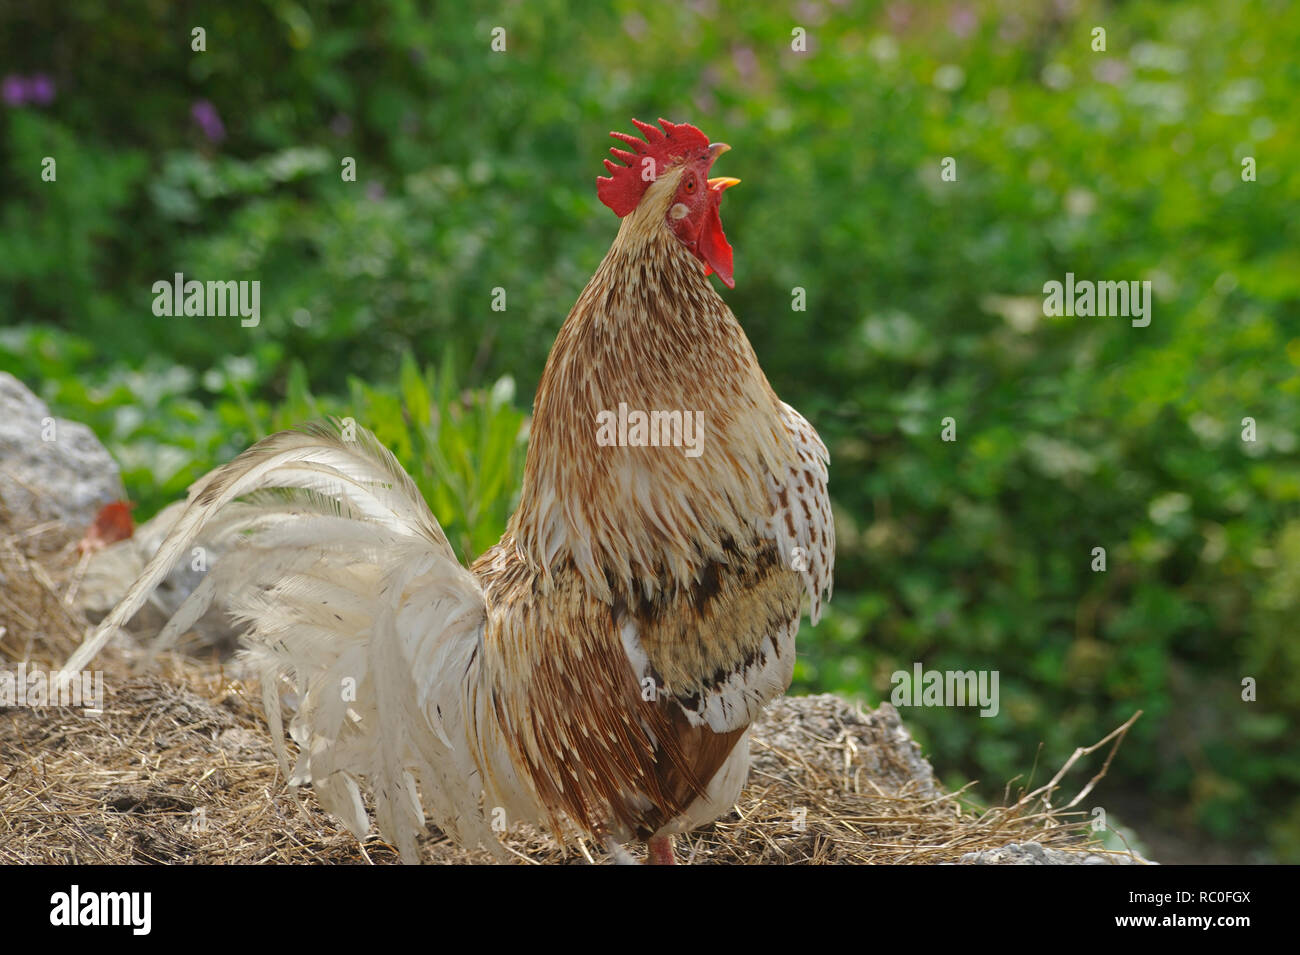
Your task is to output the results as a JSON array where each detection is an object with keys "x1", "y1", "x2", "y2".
[{"x1": 1, "y1": 0, "x2": 1296, "y2": 860}]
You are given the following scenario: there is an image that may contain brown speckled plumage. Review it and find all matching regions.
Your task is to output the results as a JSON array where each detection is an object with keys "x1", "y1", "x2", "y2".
[{"x1": 470, "y1": 164, "x2": 831, "y2": 840}]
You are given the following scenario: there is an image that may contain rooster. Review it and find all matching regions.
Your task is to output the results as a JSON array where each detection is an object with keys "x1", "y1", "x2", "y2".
[{"x1": 61, "y1": 118, "x2": 834, "y2": 864}]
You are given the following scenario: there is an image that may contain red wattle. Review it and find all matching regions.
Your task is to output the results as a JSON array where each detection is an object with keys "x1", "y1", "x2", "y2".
[{"x1": 698, "y1": 203, "x2": 734, "y2": 289}]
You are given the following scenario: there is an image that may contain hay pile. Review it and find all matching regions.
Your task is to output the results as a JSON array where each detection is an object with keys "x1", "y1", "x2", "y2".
[{"x1": 0, "y1": 507, "x2": 1148, "y2": 864}]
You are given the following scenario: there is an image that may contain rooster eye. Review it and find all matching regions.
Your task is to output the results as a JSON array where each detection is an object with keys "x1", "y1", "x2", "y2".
[{"x1": 684, "y1": 178, "x2": 696, "y2": 193}]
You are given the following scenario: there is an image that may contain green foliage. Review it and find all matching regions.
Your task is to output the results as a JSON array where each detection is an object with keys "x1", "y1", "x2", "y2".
[
  {"x1": 2, "y1": 0, "x2": 1296, "y2": 859},
  {"x1": 0, "y1": 326, "x2": 524, "y2": 565}
]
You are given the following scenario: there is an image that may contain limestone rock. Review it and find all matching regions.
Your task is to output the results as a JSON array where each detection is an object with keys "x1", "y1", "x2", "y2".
[{"x1": 0, "y1": 373, "x2": 125, "y2": 529}]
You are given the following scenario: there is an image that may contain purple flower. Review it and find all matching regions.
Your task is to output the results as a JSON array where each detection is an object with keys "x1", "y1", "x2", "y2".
[
  {"x1": 949, "y1": 6, "x2": 977, "y2": 38},
  {"x1": 2, "y1": 73, "x2": 57, "y2": 108},
  {"x1": 330, "y1": 113, "x2": 353, "y2": 136},
  {"x1": 796, "y1": 1, "x2": 829, "y2": 26},
  {"x1": 365, "y1": 181, "x2": 385, "y2": 201},
  {"x1": 27, "y1": 73, "x2": 55, "y2": 105},
  {"x1": 622, "y1": 13, "x2": 647, "y2": 40},
  {"x1": 887, "y1": 2, "x2": 913, "y2": 31},
  {"x1": 1093, "y1": 58, "x2": 1131, "y2": 86},
  {"x1": 191, "y1": 99, "x2": 226, "y2": 143},
  {"x1": 999, "y1": 15, "x2": 1026, "y2": 43},
  {"x1": 2, "y1": 74, "x2": 25, "y2": 106},
  {"x1": 732, "y1": 45, "x2": 758, "y2": 81}
]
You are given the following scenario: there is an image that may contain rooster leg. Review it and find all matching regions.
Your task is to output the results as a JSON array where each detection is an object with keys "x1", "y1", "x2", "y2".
[{"x1": 646, "y1": 835, "x2": 677, "y2": 865}]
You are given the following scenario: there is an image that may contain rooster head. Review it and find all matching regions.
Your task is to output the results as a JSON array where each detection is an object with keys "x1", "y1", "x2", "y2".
[{"x1": 596, "y1": 117, "x2": 741, "y2": 288}]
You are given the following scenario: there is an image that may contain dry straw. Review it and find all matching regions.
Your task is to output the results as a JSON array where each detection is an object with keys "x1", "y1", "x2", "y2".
[{"x1": 1, "y1": 508, "x2": 1146, "y2": 864}]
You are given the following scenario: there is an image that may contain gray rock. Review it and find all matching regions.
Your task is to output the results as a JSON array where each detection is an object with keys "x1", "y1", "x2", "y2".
[
  {"x1": 752, "y1": 697, "x2": 1157, "y2": 864},
  {"x1": 751, "y1": 693, "x2": 943, "y2": 799},
  {"x1": 0, "y1": 373, "x2": 125, "y2": 529},
  {"x1": 956, "y1": 840, "x2": 1154, "y2": 865},
  {"x1": 0, "y1": 376, "x2": 236, "y2": 650},
  {"x1": 80, "y1": 500, "x2": 239, "y2": 650}
]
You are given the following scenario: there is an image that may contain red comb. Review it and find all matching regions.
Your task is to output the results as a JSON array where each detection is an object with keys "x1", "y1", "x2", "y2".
[{"x1": 596, "y1": 118, "x2": 712, "y2": 217}]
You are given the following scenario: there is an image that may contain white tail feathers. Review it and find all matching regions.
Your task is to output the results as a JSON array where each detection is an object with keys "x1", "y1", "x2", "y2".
[
  {"x1": 63, "y1": 421, "x2": 451, "y2": 677},
  {"x1": 59, "y1": 420, "x2": 503, "y2": 861}
]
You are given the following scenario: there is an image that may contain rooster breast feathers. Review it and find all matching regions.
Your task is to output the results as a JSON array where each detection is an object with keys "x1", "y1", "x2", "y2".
[
  {"x1": 617, "y1": 399, "x2": 834, "y2": 735},
  {"x1": 614, "y1": 399, "x2": 835, "y2": 837}
]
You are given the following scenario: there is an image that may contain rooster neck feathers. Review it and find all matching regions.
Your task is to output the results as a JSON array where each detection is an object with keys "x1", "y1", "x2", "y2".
[{"x1": 509, "y1": 167, "x2": 795, "y2": 605}]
